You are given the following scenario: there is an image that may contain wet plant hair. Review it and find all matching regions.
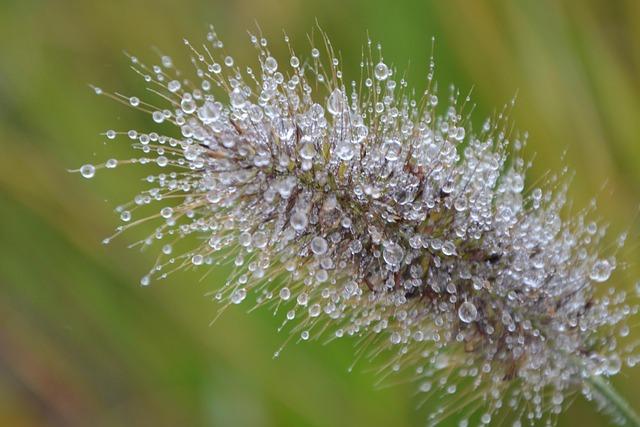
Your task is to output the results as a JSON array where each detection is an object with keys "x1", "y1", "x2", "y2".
[{"x1": 76, "y1": 25, "x2": 640, "y2": 426}]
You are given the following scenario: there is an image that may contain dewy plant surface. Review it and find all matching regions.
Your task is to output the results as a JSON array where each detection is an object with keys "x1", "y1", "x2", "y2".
[{"x1": 76, "y1": 26, "x2": 640, "y2": 426}]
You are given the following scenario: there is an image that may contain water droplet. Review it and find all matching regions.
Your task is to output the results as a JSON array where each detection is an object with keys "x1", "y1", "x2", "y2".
[
  {"x1": 80, "y1": 164, "x2": 95, "y2": 178},
  {"x1": 168, "y1": 80, "x2": 181, "y2": 92},
  {"x1": 181, "y1": 97, "x2": 196, "y2": 114},
  {"x1": 335, "y1": 142, "x2": 355, "y2": 161},
  {"x1": 382, "y1": 138, "x2": 402, "y2": 161},
  {"x1": 253, "y1": 231, "x2": 268, "y2": 248},
  {"x1": 264, "y1": 56, "x2": 278, "y2": 73},
  {"x1": 291, "y1": 211, "x2": 308, "y2": 231},
  {"x1": 231, "y1": 288, "x2": 247, "y2": 304},
  {"x1": 390, "y1": 332, "x2": 401, "y2": 344},
  {"x1": 310, "y1": 236, "x2": 328, "y2": 255},
  {"x1": 374, "y1": 61, "x2": 389, "y2": 80},
  {"x1": 309, "y1": 303, "x2": 321, "y2": 317},
  {"x1": 152, "y1": 111, "x2": 165, "y2": 123},
  {"x1": 160, "y1": 207, "x2": 173, "y2": 219},
  {"x1": 230, "y1": 89, "x2": 245, "y2": 109},
  {"x1": 198, "y1": 101, "x2": 221, "y2": 123},
  {"x1": 299, "y1": 142, "x2": 316, "y2": 160},
  {"x1": 458, "y1": 301, "x2": 477, "y2": 323},
  {"x1": 327, "y1": 89, "x2": 344, "y2": 116},
  {"x1": 279, "y1": 287, "x2": 291, "y2": 301},
  {"x1": 590, "y1": 259, "x2": 612, "y2": 282},
  {"x1": 382, "y1": 242, "x2": 404, "y2": 266}
]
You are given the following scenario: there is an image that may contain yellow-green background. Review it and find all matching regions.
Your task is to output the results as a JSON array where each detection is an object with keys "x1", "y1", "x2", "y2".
[{"x1": 1, "y1": 0, "x2": 639, "y2": 426}]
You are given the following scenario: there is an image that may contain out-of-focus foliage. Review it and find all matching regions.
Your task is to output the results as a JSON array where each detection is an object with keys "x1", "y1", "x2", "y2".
[{"x1": 0, "y1": 0, "x2": 638, "y2": 426}]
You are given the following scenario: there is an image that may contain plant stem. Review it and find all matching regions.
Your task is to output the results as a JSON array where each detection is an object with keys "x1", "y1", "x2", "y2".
[{"x1": 588, "y1": 375, "x2": 640, "y2": 427}]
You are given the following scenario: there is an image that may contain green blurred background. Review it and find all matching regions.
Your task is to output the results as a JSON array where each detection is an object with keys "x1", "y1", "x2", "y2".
[{"x1": 1, "y1": 0, "x2": 639, "y2": 426}]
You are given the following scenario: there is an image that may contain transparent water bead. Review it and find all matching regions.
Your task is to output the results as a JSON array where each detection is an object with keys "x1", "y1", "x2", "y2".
[
  {"x1": 290, "y1": 211, "x2": 308, "y2": 231},
  {"x1": 382, "y1": 139, "x2": 402, "y2": 161},
  {"x1": 279, "y1": 287, "x2": 291, "y2": 301},
  {"x1": 151, "y1": 110, "x2": 165, "y2": 123},
  {"x1": 180, "y1": 97, "x2": 196, "y2": 114},
  {"x1": 335, "y1": 142, "x2": 355, "y2": 161},
  {"x1": 252, "y1": 231, "x2": 268, "y2": 248},
  {"x1": 231, "y1": 288, "x2": 247, "y2": 304},
  {"x1": 374, "y1": 61, "x2": 389, "y2": 81},
  {"x1": 458, "y1": 301, "x2": 477, "y2": 323},
  {"x1": 382, "y1": 242, "x2": 404, "y2": 266},
  {"x1": 230, "y1": 89, "x2": 245, "y2": 108},
  {"x1": 160, "y1": 207, "x2": 173, "y2": 219},
  {"x1": 299, "y1": 142, "x2": 316, "y2": 160},
  {"x1": 590, "y1": 259, "x2": 612, "y2": 282},
  {"x1": 327, "y1": 88, "x2": 344, "y2": 115},
  {"x1": 80, "y1": 164, "x2": 95, "y2": 178},
  {"x1": 198, "y1": 101, "x2": 220, "y2": 123},
  {"x1": 310, "y1": 236, "x2": 328, "y2": 255},
  {"x1": 309, "y1": 304, "x2": 321, "y2": 317},
  {"x1": 168, "y1": 79, "x2": 181, "y2": 92},
  {"x1": 264, "y1": 56, "x2": 278, "y2": 73}
]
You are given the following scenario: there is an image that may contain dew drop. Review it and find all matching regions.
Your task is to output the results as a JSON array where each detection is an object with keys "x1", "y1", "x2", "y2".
[
  {"x1": 160, "y1": 207, "x2": 173, "y2": 219},
  {"x1": 230, "y1": 89, "x2": 245, "y2": 109},
  {"x1": 168, "y1": 80, "x2": 181, "y2": 92},
  {"x1": 327, "y1": 88, "x2": 344, "y2": 116},
  {"x1": 152, "y1": 111, "x2": 165, "y2": 123},
  {"x1": 458, "y1": 301, "x2": 477, "y2": 323},
  {"x1": 382, "y1": 242, "x2": 404, "y2": 266},
  {"x1": 335, "y1": 142, "x2": 355, "y2": 161},
  {"x1": 80, "y1": 164, "x2": 95, "y2": 178},
  {"x1": 180, "y1": 98, "x2": 197, "y2": 114},
  {"x1": 309, "y1": 303, "x2": 321, "y2": 317},
  {"x1": 382, "y1": 138, "x2": 402, "y2": 161},
  {"x1": 279, "y1": 287, "x2": 291, "y2": 301},
  {"x1": 590, "y1": 259, "x2": 612, "y2": 282},
  {"x1": 264, "y1": 56, "x2": 278, "y2": 73},
  {"x1": 231, "y1": 288, "x2": 247, "y2": 304},
  {"x1": 290, "y1": 210, "x2": 308, "y2": 231},
  {"x1": 374, "y1": 61, "x2": 389, "y2": 81},
  {"x1": 310, "y1": 236, "x2": 328, "y2": 255},
  {"x1": 299, "y1": 142, "x2": 316, "y2": 160},
  {"x1": 156, "y1": 156, "x2": 169, "y2": 167}
]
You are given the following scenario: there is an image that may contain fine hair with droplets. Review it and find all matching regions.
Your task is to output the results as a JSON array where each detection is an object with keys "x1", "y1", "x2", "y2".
[{"x1": 77, "y1": 25, "x2": 640, "y2": 427}]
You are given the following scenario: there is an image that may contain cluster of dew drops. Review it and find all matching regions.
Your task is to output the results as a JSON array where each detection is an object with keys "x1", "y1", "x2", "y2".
[{"x1": 75, "y1": 26, "x2": 640, "y2": 426}]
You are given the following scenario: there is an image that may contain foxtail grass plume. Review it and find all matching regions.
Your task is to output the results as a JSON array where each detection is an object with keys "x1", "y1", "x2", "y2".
[{"x1": 77, "y1": 26, "x2": 640, "y2": 426}]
